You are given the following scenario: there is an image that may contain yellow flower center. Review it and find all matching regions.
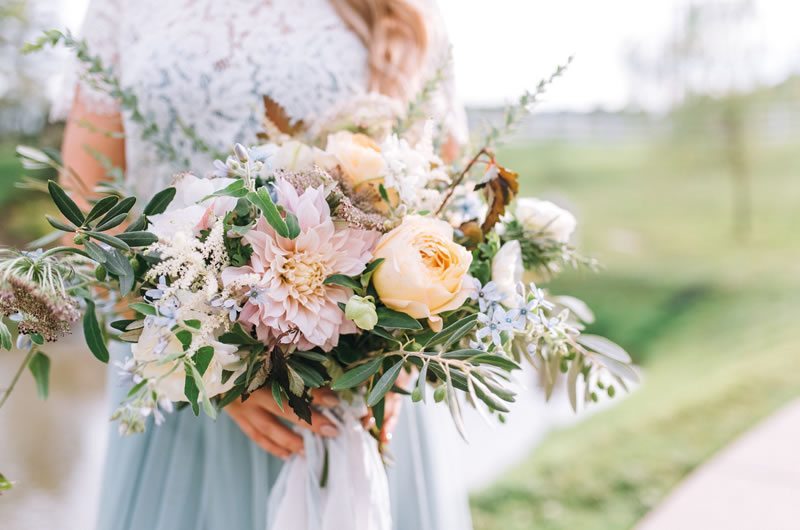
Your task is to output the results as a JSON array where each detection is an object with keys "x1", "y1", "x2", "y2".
[
  {"x1": 280, "y1": 253, "x2": 327, "y2": 297},
  {"x1": 416, "y1": 235, "x2": 454, "y2": 277}
]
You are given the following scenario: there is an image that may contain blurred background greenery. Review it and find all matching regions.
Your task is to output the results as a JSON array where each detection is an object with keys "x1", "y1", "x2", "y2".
[{"x1": 2, "y1": 0, "x2": 799, "y2": 529}]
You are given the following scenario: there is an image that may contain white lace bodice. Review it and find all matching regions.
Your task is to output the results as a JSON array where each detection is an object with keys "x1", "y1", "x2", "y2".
[{"x1": 65, "y1": 0, "x2": 466, "y2": 199}]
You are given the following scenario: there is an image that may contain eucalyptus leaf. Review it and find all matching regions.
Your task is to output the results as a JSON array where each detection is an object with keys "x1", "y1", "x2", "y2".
[
  {"x1": 184, "y1": 362, "x2": 200, "y2": 416},
  {"x1": 470, "y1": 353, "x2": 521, "y2": 372},
  {"x1": 445, "y1": 371, "x2": 467, "y2": 441},
  {"x1": 323, "y1": 274, "x2": 362, "y2": 291},
  {"x1": 143, "y1": 187, "x2": 176, "y2": 216},
  {"x1": 95, "y1": 213, "x2": 128, "y2": 232},
  {"x1": 17, "y1": 145, "x2": 56, "y2": 169},
  {"x1": 85, "y1": 196, "x2": 119, "y2": 224},
  {"x1": 45, "y1": 215, "x2": 76, "y2": 233},
  {"x1": 368, "y1": 327, "x2": 401, "y2": 345},
  {"x1": 258, "y1": 381, "x2": 281, "y2": 415},
  {"x1": 594, "y1": 355, "x2": 640, "y2": 383},
  {"x1": 366, "y1": 360, "x2": 404, "y2": 407},
  {"x1": 86, "y1": 231, "x2": 130, "y2": 251},
  {"x1": 331, "y1": 357, "x2": 382, "y2": 390},
  {"x1": 129, "y1": 302, "x2": 157, "y2": 316},
  {"x1": 101, "y1": 196, "x2": 137, "y2": 224},
  {"x1": 83, "y1": 299, "x2": 109, "y2": 363},
  {"x1": 218, "y1": 323, "x2": 259, "y2": 345},
  {"x1": 0, "y1": 320, "x2": 13, "y2": 350},
  {"x1": 48, "y1": 180, "x2": 85, "y2": 227},
  {"x1": 424, "y1": 314, "x2": 478, "y2": 348},
  {"x1": 294, "y1": 351, "x2": 328, "y2": 363},
  {"x1": 285, "y1": 213, "x2": 301, "y2": 239},
  {"x1": 416, "y1": 362, "x2": 429, "y2": 403},
  {"x1": 578, "y1": 335, "x2": 632, "y2": 363},
  {"x1": 103, "y1": 249, "x2": 135, "y2": 295},
  {"x1": 124, "y1": 215, "x2": 148, "y2": 233},
  {"x1": 289, "y1": 361, "x2": 325, "y2": 388},
  {"x1": 116, "y1": 231, "x2": 158, "y2": 247},
  {"x1": 201, "y1": 179, "x2": 245, "y2": 201},
  {"x1": 567, "y1": 356, "x2": 582, "y2": 412},
  {"x1": 83, "y1": 240, "x2": 107, "y2": 263},
  {"x1": 28, "y1": 351, "x2": 50, "y2": 399},
  {"x1": 110, "y1": 319, "x2": 137, "y2": 332},
  {"x1": 195, "y1": 346, "x2": 214, "y2": 375},
  {"x1": 376, "y1": 307, "x2": 422, "y2": 330},
  {"x1": 247, "y1": 188, "x2": 290, "y2": 238}
]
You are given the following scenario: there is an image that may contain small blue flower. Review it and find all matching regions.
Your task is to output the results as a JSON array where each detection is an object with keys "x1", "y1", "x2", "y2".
[
  {"x1": 16, "y1": 334, "x2": 32, "y2": 350},
  {"x1": 145, "y1": 276, "x2": 169, "y2": 301},
  {"x1": 212, "y1": 296, "x2": 243, "y2": 321},
  {"x1": 477, "y1": 309, "x2": 513, "y2": 347},
  {"x1": 475, "y1": 281, "x2": 504, "y2": 313}
]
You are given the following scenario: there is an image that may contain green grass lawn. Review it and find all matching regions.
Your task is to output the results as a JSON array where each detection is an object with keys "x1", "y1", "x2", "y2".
[{"x1": 470, "y1": 138, "x2": 800, "y2": 529}]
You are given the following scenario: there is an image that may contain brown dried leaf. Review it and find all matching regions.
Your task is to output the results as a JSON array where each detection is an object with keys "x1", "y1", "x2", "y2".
[
  {"x1": 475, "y1": 162, "x2": 519, "y2": 233},
  {"x1": 258, "y1": 95, "x2": 305, "y2": 141}
]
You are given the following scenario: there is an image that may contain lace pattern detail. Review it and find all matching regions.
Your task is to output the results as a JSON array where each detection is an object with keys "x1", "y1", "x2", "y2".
[{"x1": 62, "y1": 0, "x2": 467, "y2": 199}]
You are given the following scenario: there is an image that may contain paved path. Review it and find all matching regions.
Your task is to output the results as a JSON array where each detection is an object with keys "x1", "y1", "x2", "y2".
[{"x1": 636, "y1": 399, "x2": 800, "y2": 530}]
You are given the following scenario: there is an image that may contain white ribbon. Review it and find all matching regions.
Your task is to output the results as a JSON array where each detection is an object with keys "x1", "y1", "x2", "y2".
[{"x1": 266, "y1": 404, "x2": 392, "y2": 530}]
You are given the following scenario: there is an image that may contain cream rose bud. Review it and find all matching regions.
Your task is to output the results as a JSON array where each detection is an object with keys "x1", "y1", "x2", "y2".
[
  {"x1": 325, "y1": 131, "x2": 387, "y2": 189},
  {"x1": 492, "y1": 240, "x2": 524, "y2": 306},
  {"x1": 515, "y1": 198, "x2": 577, "y2": 243},
  {"x1": 345, "y1": 295, "x2": 379, "y2": 331},
  {"x1": 372, "y1": 215, "x2": 474, "y2": 332}
]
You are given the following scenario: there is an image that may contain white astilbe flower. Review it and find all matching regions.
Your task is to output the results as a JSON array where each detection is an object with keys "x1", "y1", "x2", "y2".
[
  {"x1": 145, "y1": 219, "x2": 229, "y2": 298},
  {"x1": 380, "y1": 121, "x2": 449, "y2": 212}
]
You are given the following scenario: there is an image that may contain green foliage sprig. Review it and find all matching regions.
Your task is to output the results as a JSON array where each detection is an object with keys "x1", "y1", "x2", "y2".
[{"x1": 481, "y1": 56, "x2": 574, "y2": 149}]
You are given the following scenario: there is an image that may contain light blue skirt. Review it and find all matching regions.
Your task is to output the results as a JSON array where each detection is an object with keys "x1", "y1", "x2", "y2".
[{"x1": 96, "y1": 344, "x2": 472, "y2": 530}]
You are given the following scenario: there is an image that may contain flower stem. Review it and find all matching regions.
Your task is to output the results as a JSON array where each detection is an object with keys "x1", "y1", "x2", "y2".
[
  {"x1": 435, "y1": 147, "x2": 491, "y2": 216},
  {"x1": 0, "y1": 347, "x2": 36, "y2": 409}
]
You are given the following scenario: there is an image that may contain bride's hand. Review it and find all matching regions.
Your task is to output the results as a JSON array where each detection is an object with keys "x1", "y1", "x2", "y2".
[{"x1": 226, "y1": 388, "x2": 340, "y2": 459}]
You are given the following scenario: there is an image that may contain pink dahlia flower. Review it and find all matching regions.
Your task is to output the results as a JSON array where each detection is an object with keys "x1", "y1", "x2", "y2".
[{"x1": 222, "y1": 179, "x2": 379, "y2": 351}]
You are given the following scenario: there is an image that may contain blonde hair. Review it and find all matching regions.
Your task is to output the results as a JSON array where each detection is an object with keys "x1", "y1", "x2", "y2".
[{"x1": 330, "y1": 0, "x2": 430, "y2": 101}]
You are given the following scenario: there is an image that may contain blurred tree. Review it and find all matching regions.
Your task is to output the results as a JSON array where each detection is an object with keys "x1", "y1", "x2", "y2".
[{"x1": 626, "y1": 0, "x2": 764, "y2": 240}]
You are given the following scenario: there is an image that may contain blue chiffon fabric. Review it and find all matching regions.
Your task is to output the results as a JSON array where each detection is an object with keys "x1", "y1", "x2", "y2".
[{"x1": 95, "y1": 343, "x2": 472, "y2": 530}]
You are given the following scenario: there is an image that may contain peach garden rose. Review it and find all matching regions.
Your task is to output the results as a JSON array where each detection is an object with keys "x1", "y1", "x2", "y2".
[
  {"x1": 371, "y1": 215, "x2": 475, "y2": 332},
  {"x1": 325, "y1": 131, "x2": 386, "y2": 190}
]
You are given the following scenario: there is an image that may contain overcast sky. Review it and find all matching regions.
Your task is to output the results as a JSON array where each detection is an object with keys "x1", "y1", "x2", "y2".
[{"x1": 61, "y1": 0, "x2": 800, "y2": 111}]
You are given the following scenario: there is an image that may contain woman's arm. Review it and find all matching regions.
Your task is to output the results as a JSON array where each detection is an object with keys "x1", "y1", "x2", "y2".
[{"x1": 61, "y1": 93, "x2": 126, "y2": 206}]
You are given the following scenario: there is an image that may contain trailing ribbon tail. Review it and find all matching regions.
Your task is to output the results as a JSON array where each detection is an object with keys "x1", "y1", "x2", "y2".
[{"x1": 266, "y1": 405, "x2": 391, "y2": 530}]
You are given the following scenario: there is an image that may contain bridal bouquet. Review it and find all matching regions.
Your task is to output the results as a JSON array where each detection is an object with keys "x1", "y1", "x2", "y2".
[
  {"x1": 2, "y1": 116, "x2": 637, "y2": 438},
  {"x1": 1, "y1": 29, "x2": 637, "y2": 524}
]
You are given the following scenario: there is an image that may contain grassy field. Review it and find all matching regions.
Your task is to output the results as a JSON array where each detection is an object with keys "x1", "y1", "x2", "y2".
[{"x1": 470, "y1": 138, "x2": 800, "y2": 529}]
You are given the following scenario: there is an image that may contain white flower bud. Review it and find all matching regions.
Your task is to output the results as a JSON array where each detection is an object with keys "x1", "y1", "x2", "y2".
[
  {"x1": 234, "y1": 143, "x2": 249, "y2": 162},
  {"x1": 345, "y1": 295, "x2": 379, "y2": 331}
]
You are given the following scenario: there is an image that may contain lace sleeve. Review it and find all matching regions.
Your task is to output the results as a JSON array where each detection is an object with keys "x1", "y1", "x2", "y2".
[
  {"x1": 51, "y1": 0, "x2": 123, "y2": 120},
  {"x1": 421, "y1": 3, "x2": 469, "y2": 145}
]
